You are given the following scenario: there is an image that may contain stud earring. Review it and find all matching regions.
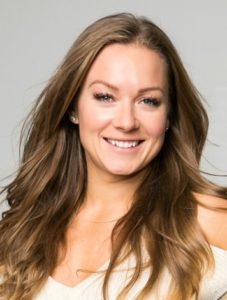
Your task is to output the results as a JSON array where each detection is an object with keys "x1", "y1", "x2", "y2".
[{"x1": 69, "y1": 114, "x2": 77, "y2": 123}]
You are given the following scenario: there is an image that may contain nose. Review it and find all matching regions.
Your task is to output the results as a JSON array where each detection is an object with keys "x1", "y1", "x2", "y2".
[{"x1": 112, "y1": 101, "x2": 139, "y2": 131}]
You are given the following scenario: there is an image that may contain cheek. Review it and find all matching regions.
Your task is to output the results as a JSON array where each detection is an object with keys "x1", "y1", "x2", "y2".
[
  {"x1": 144, "y1": 113, "x2": 168, "y2": 137},
  {"x1": 77, "y1": 104, "x2": 112, "y2": 140}
]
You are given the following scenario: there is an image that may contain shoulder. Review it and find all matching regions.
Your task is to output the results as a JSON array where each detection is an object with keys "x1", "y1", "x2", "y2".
[
  {"x1": 195, "y1": 193, "x2": 227, "y2": 250},
  {"x1": 199, "y1": 245, "x2": 227, "y2": 299}
]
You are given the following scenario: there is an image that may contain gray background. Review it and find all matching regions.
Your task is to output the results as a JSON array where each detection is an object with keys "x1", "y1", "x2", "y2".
[{"x1": 0, "y1": 0, "x2": 227, "y2": 211}]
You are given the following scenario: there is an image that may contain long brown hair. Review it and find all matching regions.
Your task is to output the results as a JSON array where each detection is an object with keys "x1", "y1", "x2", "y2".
[{"x1": 0, "y1": 13, "x2": 226, "y2": 300}]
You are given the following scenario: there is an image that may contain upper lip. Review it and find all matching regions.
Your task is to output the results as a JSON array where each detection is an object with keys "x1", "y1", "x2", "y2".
[{"x1": 103, "y1": 137, "x2": 144, "y2": 142}]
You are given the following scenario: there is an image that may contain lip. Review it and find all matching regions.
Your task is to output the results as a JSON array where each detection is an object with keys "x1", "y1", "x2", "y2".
[
  {"x1": 103, "y1": 137, "x2": 144, "y2": 152},
  {"x1": 103, "y1": 137, "x2": 144, "y2": 142}
]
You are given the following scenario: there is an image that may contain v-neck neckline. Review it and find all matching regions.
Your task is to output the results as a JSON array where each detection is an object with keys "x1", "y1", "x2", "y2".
[
  {"x1": 48, "y1": 245, "x2": 227, "y2": 293},
  {"x1": 48, "y1": 259, "x2": 110, "y2": 291}
]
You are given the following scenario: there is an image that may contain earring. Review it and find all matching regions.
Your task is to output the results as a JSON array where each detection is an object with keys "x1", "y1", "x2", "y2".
[
  {"x1": 69, "y1": 114, "x2": 77, "y2": 123},
  {"x1": 165, "y1": 127, "x2": 169, "y2": 131}
]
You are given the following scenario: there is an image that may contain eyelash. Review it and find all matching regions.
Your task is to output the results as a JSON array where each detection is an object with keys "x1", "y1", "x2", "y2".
[
  {"x1": 141, "y1": 97, "x2": 160, "y2": 107},
  {"x1": 94, "y1": 93, "x2": 113, "y2": 102},
  {"x1": 93, "y1": 93, "x2": 161, "y2": 107}
]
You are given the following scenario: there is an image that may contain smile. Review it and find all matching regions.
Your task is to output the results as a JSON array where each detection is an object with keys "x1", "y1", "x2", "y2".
[{"x1": 105, "y1": 138, "x2": 142, "y2": 148}]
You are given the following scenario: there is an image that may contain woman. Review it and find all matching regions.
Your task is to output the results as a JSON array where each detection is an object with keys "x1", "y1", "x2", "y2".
[{"x1": 0, "y1": 13, "x2": 227, "y2": 300}]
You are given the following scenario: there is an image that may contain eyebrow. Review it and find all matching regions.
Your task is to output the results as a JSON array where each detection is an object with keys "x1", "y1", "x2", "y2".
[{"x1": 88, "y1": 80, "x2": 165, "y2": 95}]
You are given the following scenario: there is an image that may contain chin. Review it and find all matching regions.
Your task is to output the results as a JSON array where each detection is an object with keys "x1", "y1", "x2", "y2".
[
  {"x1": 106, "y1": 166, "x2": 141, "y2": 177},
  {"x1": 111, "y1": 170, "x2": 134, "y2": 176}
]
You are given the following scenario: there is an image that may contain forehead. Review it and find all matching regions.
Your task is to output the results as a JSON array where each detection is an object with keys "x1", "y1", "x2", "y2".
[{"x1": 83, "y1": 43, "x2": 168, "y2": 91}]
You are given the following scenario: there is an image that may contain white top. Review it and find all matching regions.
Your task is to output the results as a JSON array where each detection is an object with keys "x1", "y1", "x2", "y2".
[{"x1": 34, "y1": 245, "x2": 227, "y2": 300}]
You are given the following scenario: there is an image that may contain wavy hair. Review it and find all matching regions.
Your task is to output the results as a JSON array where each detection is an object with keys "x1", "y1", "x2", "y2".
[{"x1": 0, "y1": 13, "x2": 227, "y2": 300}]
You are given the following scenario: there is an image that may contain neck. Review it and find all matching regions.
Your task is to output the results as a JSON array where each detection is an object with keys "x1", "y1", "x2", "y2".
[{"x1": 79, "y1": 168, "x2": 145, "y2": 221}]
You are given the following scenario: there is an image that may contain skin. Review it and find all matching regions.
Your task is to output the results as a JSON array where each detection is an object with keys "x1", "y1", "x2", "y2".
[
  {"x1": 51, "y1": 43, "x2": 227, "y2": 288},
  {"x1": 196, "y1": 193, "x2": 227, "y2": 250},
  {"x1": 75, "y1": 43, "x2": 169, "y2": 179}
]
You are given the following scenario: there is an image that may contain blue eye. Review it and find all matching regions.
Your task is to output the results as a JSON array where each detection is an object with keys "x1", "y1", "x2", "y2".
[
  {"x1": 142, "y1": 97, "x2": 160, "y2": 106},
  {"x1": 94, "y1": 93, "x2": 113, "y2": 102}
]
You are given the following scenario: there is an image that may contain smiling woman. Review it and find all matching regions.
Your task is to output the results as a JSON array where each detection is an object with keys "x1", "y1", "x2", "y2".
[
  {"x1": 73, "y1": 43, "x2": 169, "y2": 176},
  {"x1": 0, "y1": 13, "x2": 227, "y2": 300}
]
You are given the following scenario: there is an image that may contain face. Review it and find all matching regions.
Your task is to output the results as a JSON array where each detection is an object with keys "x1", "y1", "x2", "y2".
[{"x1": 73, "y1": 43, "x2": 169, "y2": 178}]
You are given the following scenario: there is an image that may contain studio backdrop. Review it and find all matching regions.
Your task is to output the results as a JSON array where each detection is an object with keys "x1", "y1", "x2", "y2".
[{"x1": 0, "y1": 0, "x2": 227, "y2": 213}]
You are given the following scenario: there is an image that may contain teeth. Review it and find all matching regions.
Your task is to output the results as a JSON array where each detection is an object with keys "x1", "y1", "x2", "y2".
[{"x1": 107, "y1": 139, "x2": 140, "y2": 148}]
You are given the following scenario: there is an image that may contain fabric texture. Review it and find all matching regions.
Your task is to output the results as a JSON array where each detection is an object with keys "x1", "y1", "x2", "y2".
[{"x1": 34, "y1": 245, "x2": 227, "y2": 300}]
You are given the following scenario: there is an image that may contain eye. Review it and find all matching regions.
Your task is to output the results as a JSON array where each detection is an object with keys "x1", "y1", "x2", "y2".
[
  {"x1": 141, "y1": 97, "x2": 160, "y2": 107},
  {"x1": 94, "y1": 93, "x2": 114, "y2": 102}
]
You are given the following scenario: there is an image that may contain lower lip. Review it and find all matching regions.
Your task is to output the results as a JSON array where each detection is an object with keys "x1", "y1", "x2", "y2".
[{"x1": 103, "y1": 138, "x2": 143, "y2": 153}]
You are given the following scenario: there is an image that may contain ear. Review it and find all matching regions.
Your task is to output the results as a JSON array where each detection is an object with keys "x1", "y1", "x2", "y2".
[{"x1": 69, "y1": 112, "x2": 79, "y2": 124}]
